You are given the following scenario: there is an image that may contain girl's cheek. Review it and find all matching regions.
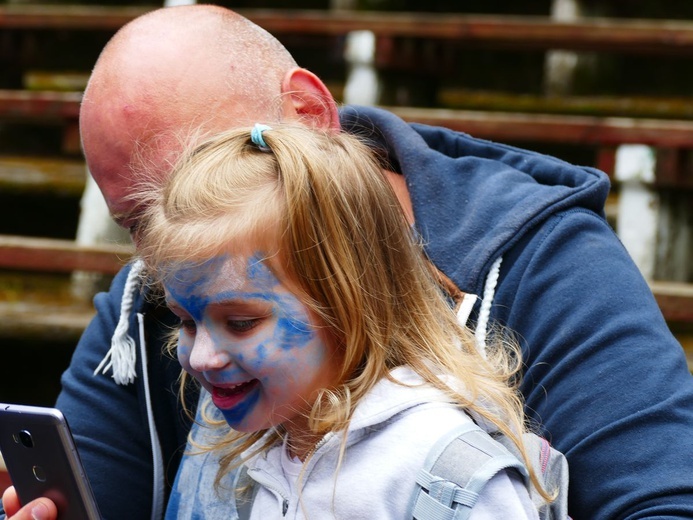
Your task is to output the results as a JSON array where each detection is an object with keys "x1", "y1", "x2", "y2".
[
  {"x1": 177, "y1": 341, "x2": 193, "y2": 373},
  {"x1": 249, "y1": 342, "x2": 288, "y2": 372}
]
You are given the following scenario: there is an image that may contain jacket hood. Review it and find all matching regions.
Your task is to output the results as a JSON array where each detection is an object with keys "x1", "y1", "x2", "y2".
[
  {"x1": 244, "y1": 367, "x2": 454, "y2": 461},
  {"x1": 347, "y1": 367, "x2": 455, "y2": 431},
  {"x1": 340, "y1": 105, "x2": 611, "y2": 295}
]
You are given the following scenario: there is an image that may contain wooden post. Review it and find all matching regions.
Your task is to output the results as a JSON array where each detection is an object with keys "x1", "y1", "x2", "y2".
[
  {"x1": 614, "y1": 145, "x2": 658, "y2": 279},
  {"x1": 544, "y1": 0, "x2": 582, "y2": 96},
  {"x1": 334, "y1": 0, "x2": 380, "y2": 106}
]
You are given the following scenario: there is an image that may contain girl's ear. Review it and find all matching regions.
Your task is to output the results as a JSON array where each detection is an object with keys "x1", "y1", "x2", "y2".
[{"x1": 281, "y1": 68, "x2": 340, "y2": 131}]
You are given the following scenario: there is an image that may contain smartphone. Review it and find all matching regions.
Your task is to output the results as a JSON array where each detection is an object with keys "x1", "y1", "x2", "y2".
[{"x1": 0, "y1": 403, "x2": 101, "y2": 520}]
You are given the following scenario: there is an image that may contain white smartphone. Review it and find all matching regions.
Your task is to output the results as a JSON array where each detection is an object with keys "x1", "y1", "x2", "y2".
[{"x1": 0, "y1": 403, "x2": 101, "y2": 520}]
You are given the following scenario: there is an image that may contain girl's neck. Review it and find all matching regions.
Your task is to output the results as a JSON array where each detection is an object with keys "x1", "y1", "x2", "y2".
[{"x1": 283, "y1": 419, "x2": 324, "y2": 462}]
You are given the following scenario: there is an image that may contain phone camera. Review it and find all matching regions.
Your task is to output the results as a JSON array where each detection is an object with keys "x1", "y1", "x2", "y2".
[
  {"x1": 32, "y1": 465, "x2": 47, "y2": 482},
  {"x1": 13, "y1": 429, "x2": 34, "y2": 448}
]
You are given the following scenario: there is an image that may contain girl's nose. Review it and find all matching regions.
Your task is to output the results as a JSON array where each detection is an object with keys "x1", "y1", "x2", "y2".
[{"x1": 188, "y1": 329, "x2": 230, "y2": 372}]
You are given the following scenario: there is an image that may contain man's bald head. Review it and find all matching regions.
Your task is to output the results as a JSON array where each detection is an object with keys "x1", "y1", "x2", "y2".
[{"x1": 80, "y1": 5, "x2": 337, "y2": 230}]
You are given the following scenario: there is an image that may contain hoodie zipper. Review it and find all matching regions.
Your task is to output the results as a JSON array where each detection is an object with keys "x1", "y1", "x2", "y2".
[
  {"x1": 304, "y1": 432, "x2": 334, "y2": 462},
  {"x1": 247, "y1": 467, "x2": 291, "y2": 516},
  {"x1": 247, "y1": 433, "x2": 335, "y2": 517}
]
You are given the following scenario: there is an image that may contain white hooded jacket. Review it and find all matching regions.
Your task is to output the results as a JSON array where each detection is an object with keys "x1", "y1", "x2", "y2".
[{"x1": 167, "y1": 367, "x2": 538, "y2": 519}]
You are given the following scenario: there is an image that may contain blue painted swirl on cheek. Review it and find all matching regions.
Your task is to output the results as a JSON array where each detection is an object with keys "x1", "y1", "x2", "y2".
[
  {"x1": 276, "y1": 315, "x2": 315, "y2": 351},
  {"x1": 245, "y1": 257, "x2": 316, "y2": 352},
  {"x1": 254, "y1": 343, "x2": 268, "y2": 363}
]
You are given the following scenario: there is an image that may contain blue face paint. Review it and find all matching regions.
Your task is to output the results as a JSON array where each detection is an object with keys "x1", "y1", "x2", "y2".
[
  {"x1": 165, "y1": 253, "x2": 341, "y2": 435},
  {"x1": 254, "y1": 343, "x2": 267, "y2": 362},
  {"x1": 246, "y1": 256, "x2": 281, "y2": 289},
  {"x1": 219, "y1": 386, "x2": 261, "y2": 426},
  {"x1": 275, "y1": 315, "x2": 315, "y2": 351}
]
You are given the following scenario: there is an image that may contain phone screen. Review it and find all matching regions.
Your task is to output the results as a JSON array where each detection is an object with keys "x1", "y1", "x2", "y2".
[{"x1": 0, "y1": 403, "x2": 101, "y2": 520}]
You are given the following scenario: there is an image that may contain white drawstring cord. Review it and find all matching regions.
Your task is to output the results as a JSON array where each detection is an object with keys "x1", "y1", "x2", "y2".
[
  {"x1": 474, "y1": 256, "x2": 503, "y2": 359},
  {"x1": 456, "y1": 293, "x2": 478, "y2": 328},
  {"x1": 93, "y1": 259, "x2": 144, "y2": 385},
  {"x1": 137, "y1": 312, "x2": 165, "y2": 520}
]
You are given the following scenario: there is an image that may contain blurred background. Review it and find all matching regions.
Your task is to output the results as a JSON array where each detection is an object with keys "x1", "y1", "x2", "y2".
[{"x1": 0, "y1": 0, "x2": 690, "y2": 417}]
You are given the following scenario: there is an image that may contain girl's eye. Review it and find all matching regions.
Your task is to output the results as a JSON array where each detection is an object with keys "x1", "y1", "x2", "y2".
[
  {"x1": 227, "y1": 319, "x2": 260, "y2": 333},
  {"x1": 180, "y1": 320, "x2": 197, "y2": 335}
]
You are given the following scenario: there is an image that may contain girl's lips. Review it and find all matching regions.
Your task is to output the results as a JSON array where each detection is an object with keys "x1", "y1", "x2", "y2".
[{"x1": 211, "y1": 380, "x2": 260, "y2": 410}]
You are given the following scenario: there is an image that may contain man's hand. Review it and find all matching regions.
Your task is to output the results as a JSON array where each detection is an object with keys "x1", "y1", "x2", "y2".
[{"x1": 2, "y1": 487, "x2": 57, "y2": 520}]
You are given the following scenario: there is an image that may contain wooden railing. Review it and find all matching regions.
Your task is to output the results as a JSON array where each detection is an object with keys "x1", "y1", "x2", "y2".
[
  {"x1": 2, "y1": 7, "x2": 693, "y2": 55},
  {"x1": 0, "y1": 235, "x2": 131, "y2": 275},
  {"x1": 4, "y1": 89, "x2": 693, "y2": 147},
  {"x1": 0, "y1": 6, "x2": 690, "y2": 349}
]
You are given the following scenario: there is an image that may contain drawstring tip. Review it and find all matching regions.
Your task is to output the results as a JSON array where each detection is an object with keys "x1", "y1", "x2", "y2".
[{"x1": 94, "y1": 260, "x2": 143, "y2": 386}]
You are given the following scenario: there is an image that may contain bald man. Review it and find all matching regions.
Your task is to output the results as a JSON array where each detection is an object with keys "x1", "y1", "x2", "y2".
[{"x1": 3, "y1": 5, "x2": 693, "y2": 520}]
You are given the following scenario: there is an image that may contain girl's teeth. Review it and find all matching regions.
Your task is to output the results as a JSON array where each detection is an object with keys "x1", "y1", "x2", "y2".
[{"x1": 217, "y1": 382, "x2": 249, "y2": 396}]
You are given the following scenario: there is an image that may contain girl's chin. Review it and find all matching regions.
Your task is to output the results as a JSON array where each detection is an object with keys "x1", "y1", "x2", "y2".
[{"x1": 221, "y1": 410, "x2": 296, "y2": 435}]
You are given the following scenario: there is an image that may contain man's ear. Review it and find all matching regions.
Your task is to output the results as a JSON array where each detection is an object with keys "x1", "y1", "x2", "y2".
[{"x1": 281, "y1": 67, "x2": 340, "y2": 131}]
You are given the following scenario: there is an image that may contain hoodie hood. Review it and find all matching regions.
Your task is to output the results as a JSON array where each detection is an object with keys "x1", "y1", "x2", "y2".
[
  {"x1": 245, "y1": 367, "x2": 456, "y2": 464},
  {"x1": 340, "y1": 105, "x2": 611, "y2": 296},
  {"x1": 347, "y1": 366, "x2": 456, "y2": 431}
]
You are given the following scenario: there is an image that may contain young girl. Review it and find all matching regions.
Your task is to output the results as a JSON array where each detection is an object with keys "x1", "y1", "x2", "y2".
[{"x1": 136, "y1": 124, "x2": 556, "y2": 519}]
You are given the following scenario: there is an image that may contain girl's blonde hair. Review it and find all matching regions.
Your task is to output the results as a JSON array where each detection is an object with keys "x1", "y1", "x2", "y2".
[{"x1": 136, "y1": 124, "x2": 548, "y2": 500}]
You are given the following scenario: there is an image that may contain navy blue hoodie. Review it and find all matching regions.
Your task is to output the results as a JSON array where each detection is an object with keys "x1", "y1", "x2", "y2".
[{"x1": 6, "y1": 106, "x2": 691, "y2": 520}]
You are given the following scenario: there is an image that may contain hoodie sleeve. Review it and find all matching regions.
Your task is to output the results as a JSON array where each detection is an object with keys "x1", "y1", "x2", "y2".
[
  {"x1": 495, "y1": 208, "x2": 693, "y2": 519},
  {"x1": 55, "y1": 264, "x2": 155, "y2": 520}
]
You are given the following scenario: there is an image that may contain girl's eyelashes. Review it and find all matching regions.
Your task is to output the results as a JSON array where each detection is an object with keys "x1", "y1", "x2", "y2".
[
  {"x1": 180, "y1": 319, "x2": 197, "y2": 335},
  {"x1": 166, "y1": 298, "x2": 273, "y2": 337},
  {"x1": 174, "y1": 316, "x2": 265, "y2": 336},
  {"x1": 226, "y1": 318, "x2": 262, "y2": 333}
]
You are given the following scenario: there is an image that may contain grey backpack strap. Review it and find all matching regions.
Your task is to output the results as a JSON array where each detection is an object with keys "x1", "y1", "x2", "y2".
[
  {"x1": 411, "y1": 422, "x2": 528, "y2": 520},
  {"x1": 496, "y1": 433, "x2": 570, "y2": 519}
]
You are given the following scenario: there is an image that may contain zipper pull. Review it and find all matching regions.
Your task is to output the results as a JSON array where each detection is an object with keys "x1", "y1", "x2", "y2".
[{"x1": 282, "y1": 499, "x2": 289, "y2": 516}]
